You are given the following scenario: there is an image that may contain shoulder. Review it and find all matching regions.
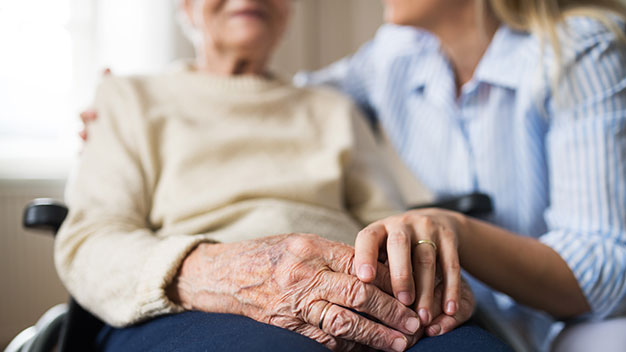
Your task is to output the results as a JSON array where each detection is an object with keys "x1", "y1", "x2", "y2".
[
  {"x1": 95, "y1": 72, "x2": 192, "y2": 114},
  {"x1": 355, "y1": 24, "x2": 439, "y2": 73},
  {"x1": 551, "y1": 14, "x2": 626, "y2": 66},
  {"x1": 292, "y1": 84, "x2": 360, "y2": 113},
  {"x1": 530, "y1": 15, "x2": 626, "y2": 125},
  {"x1": 334, "y1": 24, "x2": 439, "y2": 78},
  {"x1": 292, "y1": 85, "x2": 371, "y2": 129},
  {"x1": 528, "y1": 15, "x2": 626, "y2": 105},
  {"x1": 523, "y1": 15, "x2": 626, "y2": 69},
  {"x1": 92, "y1": 74, "x2": 167, "y2": 133},
  {"x1": 561, "y1": 15, "x2": 625, "y2": 47},
  {"x1": 95, "y1": 74, "x2": 151, "y2": 103}
]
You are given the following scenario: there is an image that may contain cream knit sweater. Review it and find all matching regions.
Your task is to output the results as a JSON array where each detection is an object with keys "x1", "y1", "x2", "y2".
[{"x1": 54, "y1": 67, "x2": 404, "y2": 327}]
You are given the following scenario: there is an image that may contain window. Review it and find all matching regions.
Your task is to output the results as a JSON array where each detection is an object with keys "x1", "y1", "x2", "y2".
[
  {"x1": 0, "y1": 0, "x2": 80, "y2": 164},
  {"x1": 0, "y1": 0, "x2": 188, "y2": 178}
]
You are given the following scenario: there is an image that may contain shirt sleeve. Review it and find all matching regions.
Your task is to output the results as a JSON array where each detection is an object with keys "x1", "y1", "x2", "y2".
[
  {"x1": 294, "y1": 43, "x2": 379, "y2": 123},
  {"x1": 54, "y1": 77, "x2": 213, "y2": 327},
  {"x1": 539, "y1": 21, "x2": 626, "y2": 319},
  {"x1": 294, "y1": 25, "x2": 423, "y2": 123}
]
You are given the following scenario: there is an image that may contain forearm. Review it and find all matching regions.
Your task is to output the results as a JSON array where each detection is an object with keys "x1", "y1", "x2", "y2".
[
  {"x1": 55, "y1": 219, "x2": 210, "y2": 326},
  {"x1": 458, "y1": 216, "x2": 590, "y2": 318},
  {"x1": 167, "y1": 236, "x2": 288, "y2": 320}
]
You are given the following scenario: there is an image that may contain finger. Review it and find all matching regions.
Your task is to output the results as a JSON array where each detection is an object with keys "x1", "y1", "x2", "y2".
[
  {"x1": 371, "y1": 262, "x2": 393, "y2": 295},
  {"x1": 80, "y1": 110, "x2": 97, "y2": 123},
  {"x1": 425, "y1": 314, "x2": 456, "y2": 337},
  {"x1": 310, "y1": 302, "x2": 409, "y2": 352},
  {"x1": 426, "y1": 279, "x2": 474, "y2": 337},
  {"x1": 385, "y1": 222, "x2": 416, "y2": 306},
  {"x1": 79, "y1": 111, "x2": 91, "y2": 124},
  {"x1": 439, "y1": 229, "x2": 461, "y2": 316},
  {"x1": 412, "y1": 219, "x2": 438, "y2": 325},
  {"x1": 317, "y1": 272, "x2": 420, "y2": 336},
  {"x1": 292, "y1": 322, "x2": 355, "y2": 352},
  {"x1": 404, "y1": 329, "x2": 425, "y2": 351},
  {"x1": 269, "y1": 313, "x2": 355, "y2": 352},
  {"x1": 319, "y1": 239, "x2": 393, "y2": 296},
  {"x1": 425, "y1": 299, "x2": 472, "y2": 337},
  {"x1": 355, "y1": 223, "x2": 387, "y2": 283}
]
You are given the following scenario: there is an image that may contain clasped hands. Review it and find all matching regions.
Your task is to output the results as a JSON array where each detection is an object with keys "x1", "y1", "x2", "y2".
[{"x1": 169, "y1": 209, "x2": 474, "y2": 352}]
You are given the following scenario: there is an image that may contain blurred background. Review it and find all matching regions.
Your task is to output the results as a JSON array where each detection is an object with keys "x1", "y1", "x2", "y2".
[{"x1": 0, "y1": 0, "x2": 427, "y2": 348}]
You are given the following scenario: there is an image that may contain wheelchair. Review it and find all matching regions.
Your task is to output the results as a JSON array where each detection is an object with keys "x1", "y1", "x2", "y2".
[{"x1": 7, "y1": 194, "x2": 520, "y2": 352}]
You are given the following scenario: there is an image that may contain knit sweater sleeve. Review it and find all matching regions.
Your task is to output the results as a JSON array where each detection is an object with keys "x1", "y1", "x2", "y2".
[
  {"x1": 344, "y1": 106, "x2": 406, "y2": 225},
  {"x1": 54, "y1": 76, "x2": 212, "y2": 327}
]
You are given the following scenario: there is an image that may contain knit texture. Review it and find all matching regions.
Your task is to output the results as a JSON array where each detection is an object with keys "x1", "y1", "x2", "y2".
[{"x1": 54, "y1": 68, "x2": 404, "y2": 327}]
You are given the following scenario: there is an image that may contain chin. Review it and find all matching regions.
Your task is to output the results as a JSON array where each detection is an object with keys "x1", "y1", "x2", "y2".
[{"x1": 230, "y1": 34, "x2": 274, "y2": 53}]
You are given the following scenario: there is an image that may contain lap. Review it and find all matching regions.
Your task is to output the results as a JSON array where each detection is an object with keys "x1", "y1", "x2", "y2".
[
  {"x1": 96, "y1": 311, "x2": 512, "y2": 352},
  {"x1": 405, "y1": 323, "x2": 512, "y2": 352}
]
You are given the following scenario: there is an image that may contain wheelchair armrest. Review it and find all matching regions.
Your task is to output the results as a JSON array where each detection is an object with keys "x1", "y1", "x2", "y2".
[
  {"x1": 408, "y1": 192, "x2": 493, "y2": 217},
  {"x1": 23, "y1": 198, "x2": 69, "y2": 235}
]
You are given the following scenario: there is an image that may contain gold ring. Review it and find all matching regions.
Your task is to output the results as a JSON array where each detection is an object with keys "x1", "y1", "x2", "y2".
[
  {"x1": 318, "y1": 303, "x2": 332, "y2": 330},
  {"x1": 416, "y1": 239, "x2": 437, "y2": 251}
]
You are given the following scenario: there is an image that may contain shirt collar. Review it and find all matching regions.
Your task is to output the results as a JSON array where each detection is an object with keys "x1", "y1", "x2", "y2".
[
  {"x1": 473, "y1": 25, "x2": 536, "y2": 90},
  {"x1": 407, "y1": 25, "x2": 536, "y2": 92}
]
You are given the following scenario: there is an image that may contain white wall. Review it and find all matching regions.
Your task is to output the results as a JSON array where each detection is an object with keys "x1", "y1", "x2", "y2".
[{"x1": 272, "y1": 0, "x2": 385, "y2": 74}]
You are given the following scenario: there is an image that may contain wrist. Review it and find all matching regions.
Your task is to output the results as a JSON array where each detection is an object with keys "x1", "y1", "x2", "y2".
[
  {"x1": 166, "y1": 242, "x2": 220, "y2": 310},
  {"x1": 452, "y1": 211, "x2": 471, "y2": 260}
]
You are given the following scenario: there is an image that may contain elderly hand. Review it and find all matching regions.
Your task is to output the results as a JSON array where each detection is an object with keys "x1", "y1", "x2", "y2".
[
  {"x1": 354, "y1": 208, "x2": 469, "y2": 329},
  {"x1": 422, "y1": 276, "x2": 475, "y2": 337},
  {"x1": 168, "y1": 233, "x2": 421, "y2": 352}
]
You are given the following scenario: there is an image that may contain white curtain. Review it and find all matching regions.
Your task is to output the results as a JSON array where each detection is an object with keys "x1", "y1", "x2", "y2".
[{"x1": 0, "y1": 0, "x2": 193, "y2": 178}]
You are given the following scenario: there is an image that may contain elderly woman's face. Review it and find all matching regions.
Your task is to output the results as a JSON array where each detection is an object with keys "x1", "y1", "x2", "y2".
[{"x1": 186, "y1": 0, "x2": 290, "y2": 54}]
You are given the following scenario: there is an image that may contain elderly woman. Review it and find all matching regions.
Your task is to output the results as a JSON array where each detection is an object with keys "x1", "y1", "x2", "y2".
[{"x1": 56, "y1": 0, "x2": 511, "y2": 351}]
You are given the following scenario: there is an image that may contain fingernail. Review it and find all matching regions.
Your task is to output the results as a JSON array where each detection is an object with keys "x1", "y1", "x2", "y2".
[
  {"x1": 398, "y1": 291, "x2": 412, "y2": 306},
  {"x1": 405, "y1": 317, "x2": 419, "y2": 334},
  {"x1": 428, "y1": 324, "x2": 441, "y2": 336},
  {"x1": 446, "y1": 300, "x2": 457, "y2": 315},
  {"x1": 418, "y1": 308, "x2": 431, "y2": 325},
  {"x1": 358, "y1": 264, "x2": 375, "y2": 280},
  {"x1": 391, "y1": 337, "x2": 407, "y2": 352}
]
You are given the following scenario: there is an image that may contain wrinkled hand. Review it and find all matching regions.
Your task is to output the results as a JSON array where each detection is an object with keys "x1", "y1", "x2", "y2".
[
  {"x1": 354, "y1": 209, "x2": 469, "y2": 329},
  {"x1": 168, "y1": 234, "x2": 421, "y2": 352}
]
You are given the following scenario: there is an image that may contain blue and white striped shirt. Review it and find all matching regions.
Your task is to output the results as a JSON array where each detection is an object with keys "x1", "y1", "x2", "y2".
[{"x1": 296, "y1": 19, "x2": 626, "y2": 349}]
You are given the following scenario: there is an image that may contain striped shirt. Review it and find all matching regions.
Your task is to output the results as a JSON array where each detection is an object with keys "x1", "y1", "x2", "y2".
[{"x1": 296, "y1": 19, "x2": 626, "y2": 350}]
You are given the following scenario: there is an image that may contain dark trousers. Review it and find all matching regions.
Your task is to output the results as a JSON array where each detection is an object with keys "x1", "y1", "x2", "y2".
[{"x1": 96, "y1": 311, "x2": 512, "y2": 352}]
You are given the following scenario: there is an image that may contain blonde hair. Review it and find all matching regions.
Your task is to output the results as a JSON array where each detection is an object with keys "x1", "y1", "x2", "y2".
[{"x1": 484, "y1": 0, "x2": 626, "y2": 62}]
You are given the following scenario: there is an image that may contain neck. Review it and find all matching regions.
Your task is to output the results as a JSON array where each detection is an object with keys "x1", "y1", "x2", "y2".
[
  {"x1": 194, "y1": 42, "x2": 270, "y2": 76},
  {"x1": 428, "y1": 5, "x2": 499, "y2": 94}
]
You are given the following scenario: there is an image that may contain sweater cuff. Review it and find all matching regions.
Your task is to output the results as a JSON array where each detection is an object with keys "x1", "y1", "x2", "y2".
[{"x1": 135, "y1": 234, "x2": 216, "y2": 321}]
